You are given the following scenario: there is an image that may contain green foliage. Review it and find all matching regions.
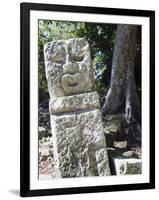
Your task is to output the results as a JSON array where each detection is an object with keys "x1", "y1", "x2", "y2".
[
  {"x1": 38, "y1": 20, "x2": 117, "y2": 98},
  {"x1": 38, "y1": 65, "x2": 48, "y2": 96}
]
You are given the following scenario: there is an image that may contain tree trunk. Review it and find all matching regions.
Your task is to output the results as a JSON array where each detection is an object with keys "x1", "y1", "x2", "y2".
[{"x1": 102, "y1": 24, "x2": 141, "y2": 125}]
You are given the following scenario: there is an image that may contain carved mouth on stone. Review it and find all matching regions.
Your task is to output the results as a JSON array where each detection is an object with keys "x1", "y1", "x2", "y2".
[
  {"x1": 61, "y1": 73, "x2": 81, "y2": 87},
  {"x1": 68, "y1": 82, "x2": 78, "y2": 86}
]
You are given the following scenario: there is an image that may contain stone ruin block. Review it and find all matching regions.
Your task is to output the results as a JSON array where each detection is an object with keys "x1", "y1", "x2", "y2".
[
  {"x1": 44, "y1": 38, "x2": 110, "y2": 177},
  {"x1": 114, "y1": 158, "x2": 142, "y2": 175}
]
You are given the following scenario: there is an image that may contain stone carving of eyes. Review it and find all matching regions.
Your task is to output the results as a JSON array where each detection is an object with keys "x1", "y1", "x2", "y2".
[
  {"x1": 51, "y1": 45, "x2": 66, "y2": 64},
  {"x1": 70, "y1": 43, "x2": 86, "y2": 62},
  {"x1": 72, "y1": 54, "x2": 84, "y2": 62}
]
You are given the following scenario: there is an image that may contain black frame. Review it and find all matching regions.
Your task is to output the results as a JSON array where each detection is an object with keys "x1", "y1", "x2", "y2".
[{"x1": 20, "y1": 2, "x2": 155, "y2": 197}]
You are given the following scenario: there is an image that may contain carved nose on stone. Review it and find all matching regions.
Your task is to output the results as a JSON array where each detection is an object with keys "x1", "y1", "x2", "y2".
[{"x1": 63, "y1": 62, "x2": 79, "y2": 74}]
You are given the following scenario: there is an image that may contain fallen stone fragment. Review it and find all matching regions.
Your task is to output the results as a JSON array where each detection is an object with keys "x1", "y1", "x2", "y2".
[
  {"x1": 122, "y1": 150, "x2": 139, "y2": 158},
  {"x1": 114, "y1": 158, "x2": 142, "y2": 175},
  {"x1": 114, "y1": 141, "x2": 127, "y2": 149}
]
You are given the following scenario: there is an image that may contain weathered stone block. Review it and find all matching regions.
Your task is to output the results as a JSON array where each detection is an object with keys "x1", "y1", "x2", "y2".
[
  {"x1": 114, "y1": 158, "x2": 142, "y2": 175},
  {"x1": 44, "y1": 38, "x2": 110, "y2": 178},
  {"x1": 51, "y1": 108, "x2": 110, "y2": 177},
  {"x1": 44, "y1": 38, "x2": 95, "y2": 99},
  {"x1": 114, "y1": 141, "x2": 127, "y2": 149},
  {"x1": 49, "y1": 91, "x2": 100, "y2": 114}
]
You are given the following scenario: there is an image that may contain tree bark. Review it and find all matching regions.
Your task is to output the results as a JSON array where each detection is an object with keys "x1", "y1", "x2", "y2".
[{"x1": 102, "y1": 24, "x2": 141, "y2": 124}]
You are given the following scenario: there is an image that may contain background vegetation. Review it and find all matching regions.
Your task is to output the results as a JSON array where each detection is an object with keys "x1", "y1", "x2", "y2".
[
  {"x1": 38, "y1": 20, "x2": 141, "y2": 106},
  {"x1": 38, "y1": 21, "x2": 142, "y2": 177}
]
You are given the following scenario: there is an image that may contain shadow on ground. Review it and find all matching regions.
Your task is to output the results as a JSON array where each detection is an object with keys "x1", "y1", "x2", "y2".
[{"x1": 9, "y1": 189, "x2": 19, "y2": 196}]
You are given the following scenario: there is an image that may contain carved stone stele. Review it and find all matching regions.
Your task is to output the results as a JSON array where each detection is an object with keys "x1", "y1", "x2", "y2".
[
  {"x1": 44, "y1": 38, "x2": 95, "y2": 98},
  {"x1": 44, "y1": 38, "x2": 110, "y2": 177}
]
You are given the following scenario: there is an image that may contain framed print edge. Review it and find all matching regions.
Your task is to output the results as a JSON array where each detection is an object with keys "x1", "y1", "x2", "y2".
[
  {"x1": 20, "y1": 3, "x2": 30, "y2": 197},
  {"x1": 149, "y1": 11, "x2": 155, "y2": 189},
  {"x1": 20, "y1": 2, "x2": 155, "y2": 197}
]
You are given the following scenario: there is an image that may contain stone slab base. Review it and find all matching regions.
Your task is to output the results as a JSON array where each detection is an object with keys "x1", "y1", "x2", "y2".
[{"x1": 51, "y1": 109, "x2": 110, "y2": 178}]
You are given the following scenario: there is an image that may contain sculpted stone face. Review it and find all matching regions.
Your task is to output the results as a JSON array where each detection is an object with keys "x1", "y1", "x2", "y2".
[
  {"x1": 43, "y1": 38, "x2": 110, "y2": 178},
  {"x1": 44, "y1": 38, "x2": 95, "y2": 98}
]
